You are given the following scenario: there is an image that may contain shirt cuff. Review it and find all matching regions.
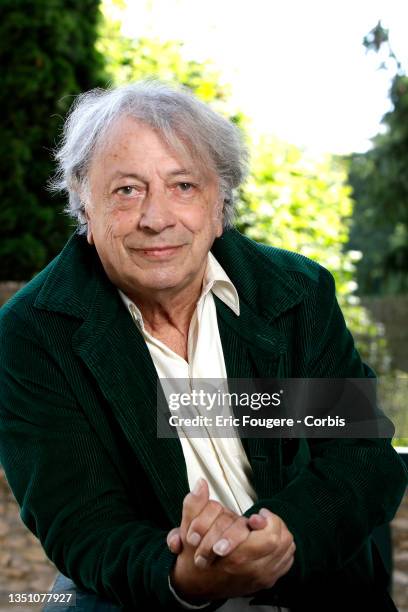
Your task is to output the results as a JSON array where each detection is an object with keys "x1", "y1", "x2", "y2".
[{"x1": 168, "y1": 575, "x2": 212, "y2": 609}]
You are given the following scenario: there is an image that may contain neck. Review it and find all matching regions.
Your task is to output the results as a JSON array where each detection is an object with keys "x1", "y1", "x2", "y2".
[{"x1": 127, "y1": 273, "x2": 204, "y2": 339}]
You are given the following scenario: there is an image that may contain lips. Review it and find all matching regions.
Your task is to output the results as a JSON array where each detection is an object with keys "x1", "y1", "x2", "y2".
[
  {"x1": 137, "y1": 246, "x2": 181, "y2": 251},
  {"x1": 131, "y1": 245, "x2": 183, "y2": 259}
]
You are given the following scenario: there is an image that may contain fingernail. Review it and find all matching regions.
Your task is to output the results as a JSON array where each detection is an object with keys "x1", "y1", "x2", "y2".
[
  {"x1": 168, "y1": 536, "x2": 179, "y2": 549},
  {"x1": 213, "y1": 538, "x2": 230, "y2": 556},
  {"x1": 259, "y1": 508, "x2": 269, "y2": 518},
  {"x1": 195, "y1": 555, "x2": 207, "y2": 569},
  {"x1": 250, "y1": 513, "x2": 261, "y2": 520},
  {"x1": 192, "y1": 478, "x2": 204, "y2": 495},
  {"x1": 250, "y1": 512, "x2": 268, "y2": 523},
  {"x1": 187, "y1": 532, "x2": 201, "y2": 546}
]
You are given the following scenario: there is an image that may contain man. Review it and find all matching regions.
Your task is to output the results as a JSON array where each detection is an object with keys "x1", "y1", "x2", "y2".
[{"x1": 0, "y1": 80, "x2": 406, "y2": 612}]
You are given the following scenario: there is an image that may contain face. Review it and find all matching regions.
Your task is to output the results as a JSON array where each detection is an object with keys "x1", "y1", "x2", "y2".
[{"x1": 84, "y1": 116, "x2": 224, "y2": 301}]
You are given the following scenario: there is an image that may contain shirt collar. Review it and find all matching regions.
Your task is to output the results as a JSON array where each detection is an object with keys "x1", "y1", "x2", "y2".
[
  {"x1": 201, "y1": 251, "x2": 240, "y2": 316},
  {"x1": 118, "y1": 251, "x2": 240, "y2": 329}
]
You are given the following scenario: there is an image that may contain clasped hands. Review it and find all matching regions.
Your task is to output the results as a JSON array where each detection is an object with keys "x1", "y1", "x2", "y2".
[{"x1": 166, "y1": 478, "x2": 296, "y2": 603}]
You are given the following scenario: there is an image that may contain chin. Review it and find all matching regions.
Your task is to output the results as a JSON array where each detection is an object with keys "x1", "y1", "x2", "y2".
[{"x1": 136, "y1": 274, "x2": 185, "y2": 292}]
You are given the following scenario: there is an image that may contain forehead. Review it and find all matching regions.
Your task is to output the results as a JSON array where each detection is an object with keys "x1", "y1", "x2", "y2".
[
  {"x1": 101, "y1": 116, "x2": 168, "y2": 153},
  {"x1": 91, "y1": 115, "x2": 214, "y2": 180}
]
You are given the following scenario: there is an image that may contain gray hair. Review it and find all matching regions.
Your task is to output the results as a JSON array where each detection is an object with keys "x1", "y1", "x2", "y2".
[{"x1": 49, "y1": 79, "x2": 249, "y2": 233}]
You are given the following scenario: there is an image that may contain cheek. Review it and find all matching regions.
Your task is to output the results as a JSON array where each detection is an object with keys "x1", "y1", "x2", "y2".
[
  {"x1": 105, "y1": 209, "x2": 137, "y2": 238},
  {"x1": 179, "y1": 203, "x2": 217, "y2": 235}
]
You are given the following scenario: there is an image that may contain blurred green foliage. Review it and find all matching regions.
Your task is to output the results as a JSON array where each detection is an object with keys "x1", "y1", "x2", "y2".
[
  {"x1": 0, "y1": 0, "x2": 106, "y2": 280},
  {"x1": 97, "y1": 0, "x2": 236, "y2": 116},
  {"x1": 348, "y1": 22, "x2": 408, "y2": 295},
  {"x1": 346, "y1": 24, "x2": 408, "y2": 444},
  {"x1": 235, "y1": 140, "x2": 358, "y2": 301}
]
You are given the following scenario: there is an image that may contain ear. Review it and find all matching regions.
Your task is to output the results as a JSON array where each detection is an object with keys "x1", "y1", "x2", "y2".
[
  {"x1": 84, "y1": 207, "x2": 94, "y2": 245},
  {"x1": 214, "y1": 198, "x2": 225, "y2": 238}
]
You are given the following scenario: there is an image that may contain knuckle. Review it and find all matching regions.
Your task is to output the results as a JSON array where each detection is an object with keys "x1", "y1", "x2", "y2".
[
  {"x1": 207, "y1": 500, "x2": 223, "y2": 514},
  {"x1": 188, "y1": 517, "x2": 202, "y2": 535},
  {"x1": 220, "y1": 506, "x2": 235, "y2": 517},
  {"x1": 235, "y1": 516, "x2": 249, "y2": 529},
  {"x1": 182, "y1": 493, "x2": 193, "y2": 510},
  {"x1": 227, "y1": 520, "x2": 249, "y2": 545},
  {"x1": 226, "y1": 551, "x2": 246, "y2": 569},
  {"x1": 216, "y1": 512, "x2": 235, "y2": 530},
  {"x1": 282, "y1": 532, "x2": 294, "y2": 548}
]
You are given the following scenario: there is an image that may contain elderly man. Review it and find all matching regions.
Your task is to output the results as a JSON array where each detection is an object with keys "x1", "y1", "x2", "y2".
[{"x1": 0, "y1": 81, "x2": 406, "y2": 612}]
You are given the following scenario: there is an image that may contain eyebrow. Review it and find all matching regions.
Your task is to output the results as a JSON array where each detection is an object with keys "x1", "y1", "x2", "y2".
[{"x1": 110, "y1": 168, "x2": 197, "y2": 182}]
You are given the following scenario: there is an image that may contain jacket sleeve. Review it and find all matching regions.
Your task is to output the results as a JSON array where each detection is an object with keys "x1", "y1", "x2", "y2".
[
  {"x1": 244, "y1": 265, "x2": 408, "y2": 583},
  {"x1": 0, "y1": 306, "x2": 223, "y2": 611}
]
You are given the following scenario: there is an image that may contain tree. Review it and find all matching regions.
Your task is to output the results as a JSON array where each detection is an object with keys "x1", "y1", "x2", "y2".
[
  {"x1": 235, "y1": 138, "x2": 359, "y2": 304},
  {"x1": 96, "y1": 0, "x2": 238, "y2": 119},
  {"x1": 0, "y1": 0, "x2": 105, "y2": 280},
  {"x1": 348, "y1": 22, "x2": 408, "y2": 294}
]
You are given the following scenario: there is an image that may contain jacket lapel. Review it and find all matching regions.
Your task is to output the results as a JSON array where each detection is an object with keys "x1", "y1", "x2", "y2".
[
  {"x1": 211, "y1": 229, "x2": 307, "y2": 499},
  {"x1": 72, "y1": 286, "x2": 190, "y2": 525},
  {"x1": 35, "y1": 233, "x2": 189, "y2": 524},
  {"x1": 215, "y1": 297, "x2": 288, "y2": 499}
]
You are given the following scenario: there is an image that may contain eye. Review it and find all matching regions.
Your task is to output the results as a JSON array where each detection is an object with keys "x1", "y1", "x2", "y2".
[
  {"x1": 116, "y1": 186, "x2": 137, "y2": 196},
  {"x1": 177, "y1": 182, "x2": 195, "y2": 193}
]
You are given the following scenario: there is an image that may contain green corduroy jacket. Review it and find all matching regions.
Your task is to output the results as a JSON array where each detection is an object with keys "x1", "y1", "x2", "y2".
[{"x1": 0, "y1": 228, "x2": 407, "y2": 611}]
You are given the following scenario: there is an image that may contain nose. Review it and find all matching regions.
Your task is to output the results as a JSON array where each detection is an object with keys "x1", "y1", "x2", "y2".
[{"x1": 138, "y1": 188, "x2": 177, "y2": 233}]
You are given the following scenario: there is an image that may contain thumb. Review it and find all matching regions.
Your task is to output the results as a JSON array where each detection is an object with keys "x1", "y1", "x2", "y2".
[
  {"x1": 247, "y1": 512, "x2": 268, "y2": 531},
  {"x1": 180, "y1": 478, "x2": 209, "y2": 540}
]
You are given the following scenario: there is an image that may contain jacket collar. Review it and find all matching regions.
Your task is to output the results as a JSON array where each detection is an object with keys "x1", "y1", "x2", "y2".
[{"x1": 34, "y1": 228, "x2": 306, "y2": 323}]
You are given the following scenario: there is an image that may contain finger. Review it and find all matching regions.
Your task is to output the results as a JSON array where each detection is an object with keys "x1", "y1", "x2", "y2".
[
  {"x1": 191, "y1": 511, "x2": 266, "y2": 565},
  {"x1": 180, "y1": 478, "x2": 210, "y2": 542},
  {"x1": 186, "y1": 499, "x2": 224, "y2": 550},
  {"x1": 272, "y1": 547, "x2": 296, "y2": 581},
  {"x1": 268, "y1": 540, "x2": 296, "y2": 575},
  {"x1": 193, "y1": 512, "x2": 245, "y2": 568},
  {"x1": 247, "y1": 513, "x2": 267, "y2": 531},
  {"x1": 255, "y1": 512, "x2": 294, "y2": 563},
  {"x1": 248, "y1": 546, "x2": 296, "y2": 591},
  {"x1": 210, "y1": 515, "x2": 251, "y2": 559},
  {"x1": 240, "y1": 508, "x2": 282, "y2": 560},
  {"x1": 194, "y1": 511, "x2": 268, "y2": 569},
  {"x1": 210, "y1": 512, "x2": 271, "y2": 574},
  {"x1": 167, "y1": 528, "x2": 182, "y2": 554},
  {"x1": 231, "y1": 508, "x2": 293, "y2": 562},
  {"x1": 211, "y1": 513, "x2": 266, "y2": 559}
]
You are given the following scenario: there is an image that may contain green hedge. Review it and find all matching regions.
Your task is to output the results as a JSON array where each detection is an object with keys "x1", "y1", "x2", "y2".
[{"x1": 0, "y1": 0, "x2": 106, "y2": 280}]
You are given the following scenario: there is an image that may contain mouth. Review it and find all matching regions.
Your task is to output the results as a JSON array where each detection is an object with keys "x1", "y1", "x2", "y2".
[{"x1": 131, "y1": 245, "x2": 184, "y2": 259}]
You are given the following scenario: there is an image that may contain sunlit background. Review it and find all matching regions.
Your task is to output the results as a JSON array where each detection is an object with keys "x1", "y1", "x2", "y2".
[{"x1": 120, "y1": 0, "x2": 408, "y2": 154}]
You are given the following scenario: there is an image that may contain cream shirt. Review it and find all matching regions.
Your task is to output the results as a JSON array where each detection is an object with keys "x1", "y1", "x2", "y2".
[{"x1": 119, "y1": 252, "x2": 289, "y2": 612}]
